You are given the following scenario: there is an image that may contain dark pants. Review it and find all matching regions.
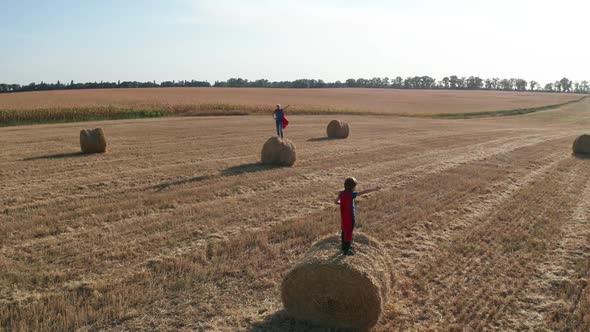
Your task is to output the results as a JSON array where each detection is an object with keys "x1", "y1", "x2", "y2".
[
  {"x1": 341, "y1": 218, "x2": 355, "y2": 253},
  {"x1": 341, "y1": 236, "x2": 351, "y2": 253},
  {"x1": 276, "y1": 120, "x2": 283, "y2": 139}
]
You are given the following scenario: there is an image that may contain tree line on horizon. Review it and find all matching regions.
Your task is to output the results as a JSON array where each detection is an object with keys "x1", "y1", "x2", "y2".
[
  {"x1": 0, "y1": 79, "x2": 211, "y2": 94},
  {"x1": 1, "y1": 76, "x2": 589, "y2": 94}
]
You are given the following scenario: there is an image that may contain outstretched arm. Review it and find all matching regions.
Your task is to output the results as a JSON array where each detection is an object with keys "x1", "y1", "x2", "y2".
[
  {"x1": 358, "y1": 187, "x2": 381, "y2": 196},
  {"x1": 284, "y1": 105, "x2": 291, "y2": 109}
]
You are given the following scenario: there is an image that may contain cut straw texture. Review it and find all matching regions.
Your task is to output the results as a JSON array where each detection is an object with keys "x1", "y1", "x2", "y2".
[
  {"x1": 261, "y1": 137, "x2": 296, "y2": 166},
  {"x1": 80, "y1": 128, "x2": 107, "y2": 154},
  {"x1": 281, "y1": 233, "x2": 392, "y2": 330},
  {"x1": 327, "y1": 120, "x2": 350, "y2": 139}
]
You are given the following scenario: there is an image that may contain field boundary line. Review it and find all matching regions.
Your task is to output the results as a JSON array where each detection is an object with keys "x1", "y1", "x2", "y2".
[{"x1": 428, "y1": 95, "x2": 588, "y2": 119}]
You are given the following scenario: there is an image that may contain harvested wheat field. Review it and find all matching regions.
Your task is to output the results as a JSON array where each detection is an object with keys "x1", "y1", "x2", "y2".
[
  {"x1": 1, "y1": 96, "x2": 590, "y2": 331},
  {"x1": 0, "y1": 87, "x2": 584, "y2": 115}
]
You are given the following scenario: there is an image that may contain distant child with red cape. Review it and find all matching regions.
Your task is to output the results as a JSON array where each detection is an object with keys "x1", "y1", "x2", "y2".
[
  {"x1": 272, "y1": 104, "x2": 289, "y2": 139},
  {"x1": 334, "y1": 177, "x2": 380, "y2": 255}
]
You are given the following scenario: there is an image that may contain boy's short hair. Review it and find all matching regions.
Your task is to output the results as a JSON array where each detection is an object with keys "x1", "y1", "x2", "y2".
[{"x1": 344, "y1": 177, "x2": 357, "y2": 191}]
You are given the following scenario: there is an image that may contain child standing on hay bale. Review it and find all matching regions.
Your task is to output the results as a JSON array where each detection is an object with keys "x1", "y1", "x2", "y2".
[
  {"x1": 273, "y1": 104, "x2": 289, "y2": 139},
  {"x1": 334, "y1": 177, "x2": 380, "y2": 255}
]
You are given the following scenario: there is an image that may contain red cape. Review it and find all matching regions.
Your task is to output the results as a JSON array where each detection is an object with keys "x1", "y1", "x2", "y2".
[{"x1": 282, "y1": 114, "x2": 289, "y2": 129}]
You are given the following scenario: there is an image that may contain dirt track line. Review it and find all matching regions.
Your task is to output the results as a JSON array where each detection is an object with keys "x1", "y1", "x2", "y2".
[
  {"x1": 0, "y1": 132, "x2": 529, "y2": 245},
  {"x1": 0, "y1": 130, "x2": 484, "y2": 210},
  {"x1": 399, "y1": 156, "x2": 585, "y2": 330},
  {"x1": 3, "y1": 133, "x2": 565, "y2": 255},
  {"x1": 0, "y1": 119, "x2": 425, "y2": 186},
  {"x1": 4, "y1": 135, "x2": 526, "y2": 300},
  {"x1": 0, "y1": 130, "x2": 504, "y2": 211},
  {"x1": 568, "y1": 178, "x2": 590, "y2": 329},
  {"x1": 0, "y1": 133, "x2": 569, "y2": 305},
  {"x1": 208, "y1": 132, "x2": 562, "y2": 209},
  {"x1": 512, "y1": 169, "x2": 590, "y2": 329},
  {"x1": 387, "y1": 151, "x2": 567, "y2": 272}
]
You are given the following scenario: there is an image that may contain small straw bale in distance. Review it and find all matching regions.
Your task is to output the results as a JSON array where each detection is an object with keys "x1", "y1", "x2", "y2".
[
  {"x1": 281, "y1": 233, "x2": 392, "y2": 330},
  {"x1": 326, "y1": 120, "x2": 350, "y2": 139},
  {"x1": 80, "y1": 128, "x2": 107, "y2": 154},
  {"x1": 261, "y1": 137, "x2": 296, "y2": 166},
  {"x1": 572, "y1": 134, "x2": 590, "y2": 156}
]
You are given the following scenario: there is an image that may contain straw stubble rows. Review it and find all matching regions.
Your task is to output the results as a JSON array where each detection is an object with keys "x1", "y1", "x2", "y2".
[{"x1": 1, "y1": 101, "x2": 590, "y2": 330}]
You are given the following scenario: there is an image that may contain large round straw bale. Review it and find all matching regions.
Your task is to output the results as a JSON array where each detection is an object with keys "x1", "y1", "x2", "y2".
[
  {"x1": 326, "y1": 120, "x2": 350, "y2": 139},
  {"x1": 80, "y1": 128, "x2": 107, "y2": 154},
  {"x1": 261, "y1": 137, "x2": 296, "y2": 166},
  {"x1": 573, "y1": 134, "x2": 590, "y2": 156},
  {"x1": 281, "y1": 233, "x2": 392, "y2": 330}
]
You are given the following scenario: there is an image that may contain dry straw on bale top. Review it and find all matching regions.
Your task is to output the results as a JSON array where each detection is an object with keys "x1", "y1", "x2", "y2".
[
  {"x1": 80, "y1": 128, "x2": 107, "y2": 154},
  {"x1": 326, "y1": 120, "x2": 350, "y2": 139},
  {"x1": 573, "y1": 134, "x2": 590, "y2": 156},
  {"x1": 261, "y1": 137, "x2": 296, "y2": 166},
  {"x1": 281, "y1": 233, "x2": 392, "y2": 330}
]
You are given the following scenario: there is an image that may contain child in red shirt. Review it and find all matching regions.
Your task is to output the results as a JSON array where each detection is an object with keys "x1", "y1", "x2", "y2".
[{"x1": 334, "y1": 177, "x2": 380, "y2": 255}]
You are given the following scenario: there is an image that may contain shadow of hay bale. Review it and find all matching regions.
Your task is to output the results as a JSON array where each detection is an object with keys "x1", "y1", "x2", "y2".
[
  {"x1": 153, "y1": 175, "x2": 214, "y2": 192},
  {"x1": 307, "y1": 137, "x2": 339, "y2": 142},
  {"x1": 23, "y1": 152, "x2": 86, "y2": 161},
  {"x1": 221, "y1": 162, "x2": 279, "y2": 176},
  {"x1": 248, "y1": 309, "x2": 358, "y2": 332},
  {"x1": 153, "y1": 162, "x2": 280, "y2": 192},
  {"x1": 281, "y1": 233, "x2": 392, "y2": 331}
]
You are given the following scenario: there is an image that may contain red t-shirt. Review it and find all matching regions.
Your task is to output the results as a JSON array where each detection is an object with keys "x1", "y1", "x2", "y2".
[{"x1": 339, "y1": 191, "x2": 358, "y2": 234}]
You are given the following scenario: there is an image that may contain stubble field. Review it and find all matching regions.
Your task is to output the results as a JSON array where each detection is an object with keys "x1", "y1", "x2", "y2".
[{"x1": 1, "y1": 91, "x2": 590, "y2": 331}]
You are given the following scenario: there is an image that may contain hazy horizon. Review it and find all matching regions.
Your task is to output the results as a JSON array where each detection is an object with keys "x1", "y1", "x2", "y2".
[{"x1": 2, "y1": 0, "x2": 589, "y2": 85}]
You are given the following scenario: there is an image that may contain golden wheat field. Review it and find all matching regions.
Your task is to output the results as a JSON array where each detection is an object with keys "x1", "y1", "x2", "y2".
[
  {"x1": 0, "y1": 88, "x2": 583, "y2": 115},
  {"x1": 1, "y1": 91, "x2": 590, "y2": 331}
]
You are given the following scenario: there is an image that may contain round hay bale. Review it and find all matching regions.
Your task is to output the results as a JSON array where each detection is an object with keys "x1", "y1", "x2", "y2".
[
  {"x1": 261, "y1": 137, "x2": 296, "y2": 166},
  {"x1": 80, "y1": 128, "x2": 107, "y2": 154},
  {"x1": 326, "y1": 120, "x2": 350, "y2": 139},
  {"x1": 281, "y1": 233, "x2": 392, "y2": 330},
  {"x1": 573, "y1": 134, "x2": 590, "y2": 156}
]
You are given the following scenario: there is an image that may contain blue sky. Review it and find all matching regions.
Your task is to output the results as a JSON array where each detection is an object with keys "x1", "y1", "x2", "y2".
[{"x1": 1, "y1": 0, "x2": 589, "y2": 84}]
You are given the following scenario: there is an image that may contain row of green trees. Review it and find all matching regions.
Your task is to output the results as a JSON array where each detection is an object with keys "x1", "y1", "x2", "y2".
[
  {"x1": 213, "y1": 76, "x2": 589, "y2": 93},
  {"x1": 1, "y1": 76, "x2": 588, "y2": 93},
  {"x1": 0, "y1": 79, "x2": 210, "y2": 93}
]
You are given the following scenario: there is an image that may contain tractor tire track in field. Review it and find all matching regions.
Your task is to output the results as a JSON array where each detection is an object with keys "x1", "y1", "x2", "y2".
[
  {"x1": 384, "y1": 150, "x2": 566, "y2": 273},
  {"x1": 0, "y1": 129, "x2": 515, "y2": 262},
  {"x1": 0, "y1": 129, "x2": 514, "y2": 212},
  {"x1": 385, "y1": 157, "x2": 589, "y2": 331},
  {"x1": 0, "y1": 129, "x2": 483, "y2": 211},
  {"x1": 510, "y1": 169, "x2": 590, "y2": 330},
  {"x1": 0, "y1": 131, "x2": 538, "y2": 244},
  {"x1": 137, "y1": 135, "x2": 578, "y2": 331},
  {"x1": 1, "y1": 132, "x2": 560, "y2": 261},
  {"x1": 0, "y1": 131, "x2": 571, "y2": 319},
  {"x1": 568, "y1": 178, "x2": 590, "y2": 331}
]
